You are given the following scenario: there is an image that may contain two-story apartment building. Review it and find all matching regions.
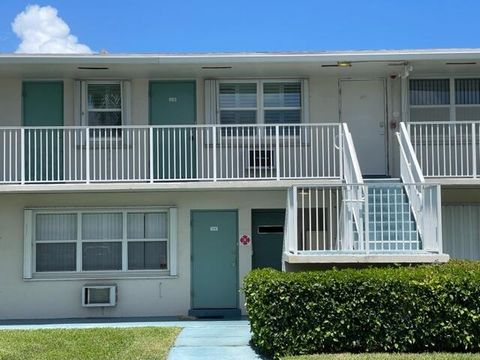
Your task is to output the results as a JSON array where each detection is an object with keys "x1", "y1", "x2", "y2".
[{"x1": 0, "y1": 49, "x2": 478, "y2": 320}]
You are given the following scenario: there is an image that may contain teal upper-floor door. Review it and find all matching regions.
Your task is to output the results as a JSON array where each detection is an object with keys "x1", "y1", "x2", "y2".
[
  {"x1": 149, "y1": 81, "x2": 196, "y2": 180},
  {"x1": 22, "y1": 81, "x2": 64, "y2": 182}
]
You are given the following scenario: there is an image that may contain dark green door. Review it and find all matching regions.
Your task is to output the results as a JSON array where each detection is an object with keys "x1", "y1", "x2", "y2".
[
  {"x1": 191, "y1": 210, "x2": 238, "y2": 311},
  {"x1": 149, "y1": 81, "x2": 196, "y2": 180},
  {"x1": 23, "y1": 81, "x2": 64, "y2": 182},
  {"x1": 252, "y1": 209, "x2": 285, "y2": 270}
]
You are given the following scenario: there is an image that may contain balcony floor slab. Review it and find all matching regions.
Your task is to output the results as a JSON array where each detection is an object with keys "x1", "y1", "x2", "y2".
[
  {"x1": 284, "y1": 252, "x2": 449, "y2": 264},
  {"x1": 0, "y1": 179, "x2": 342, "y2": 194}
]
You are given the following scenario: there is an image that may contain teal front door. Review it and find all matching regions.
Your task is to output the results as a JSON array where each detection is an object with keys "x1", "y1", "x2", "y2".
[
  {"x1": 23, "y1": 81, "x2": 64, "y2": 182},
  {"x1": 149, "y1": 81, "x2": 196, "y2": 180},
  {"x1": 190, "y1": 210, "x2": 238, "y2": 314},
  {"x1": 252, "y1": 209, "x2": 285, "y2": 270}
]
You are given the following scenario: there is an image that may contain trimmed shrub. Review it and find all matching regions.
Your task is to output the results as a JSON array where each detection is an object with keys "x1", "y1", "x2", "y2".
[{"x1": 243, "y1": 261, "x2": 480, "y2": 358}]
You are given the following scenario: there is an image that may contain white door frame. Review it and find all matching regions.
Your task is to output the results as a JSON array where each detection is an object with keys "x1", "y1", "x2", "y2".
[{"x1": 338, "y1": 78, "x2": 389, "y2": 176}]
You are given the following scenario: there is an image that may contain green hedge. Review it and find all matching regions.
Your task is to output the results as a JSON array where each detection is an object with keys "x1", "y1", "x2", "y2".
[{"x1": 243, "y1": 262, "x2": 480, "y2": 358}]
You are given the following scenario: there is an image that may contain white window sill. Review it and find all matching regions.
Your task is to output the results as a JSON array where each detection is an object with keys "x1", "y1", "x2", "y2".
[{"x1": 24, "y1": 271, "x2": 176, "y2": 282}]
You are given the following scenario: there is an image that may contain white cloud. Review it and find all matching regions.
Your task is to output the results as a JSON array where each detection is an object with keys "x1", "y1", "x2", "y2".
[{"x1": 12, "y1": 4, "x2": 93, "y2": 54}]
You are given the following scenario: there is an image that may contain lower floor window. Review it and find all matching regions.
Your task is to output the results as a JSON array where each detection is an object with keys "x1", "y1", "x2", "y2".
[{"x1": 31, "y1": 208, "x2": 173, "y2": 273}]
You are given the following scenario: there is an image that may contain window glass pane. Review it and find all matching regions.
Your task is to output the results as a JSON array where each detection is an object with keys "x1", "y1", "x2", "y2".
[
  {"x1": 410, "y1": 79, "x2": 450, "y2": 105},
  {"x1": 219, "y1": 83, "x2": 257, "y2": 108},
  {"x1": 128, "y1": 241, "x2": 167, "y2": 270},
  {"x1": 410, "y1": 107, "x2": 450, "y2": 122},
  {"x1": 264, "y1": 110, "x2": 301, "y2": 124},
  {"x1": 264, "y1": 83, "x2": 301, "y2": 108},
  {"x1": 220, "y1": 110, "x2": 256, "y2": 125},
  {"x1": 456, "y1": 107, "x2": 480, "y2": 121},
  {"x1": 455, "y1": 79, "x2": 480, "y2": 105},
  {"x1": 36, "y1": 214, "x2": 77, "y2": 241},
  {"x1": 127, "y1": 212, "x2": 168, "y2": 239},
  {"x1": 88, "y1": 111, "x2": 122, "y2": 127},
  {"x1": 82, "y1": 242, "x2": 122, "y2": 271},
  {"x1": 36, "y1": 243, "x2": 76, "y2": 272},
  {"x1": 88, "y1": 84, "x2": 121, "y2": 110},
  {"x1": 82, "y1": 213, "x2": 122, "y2": 240}
]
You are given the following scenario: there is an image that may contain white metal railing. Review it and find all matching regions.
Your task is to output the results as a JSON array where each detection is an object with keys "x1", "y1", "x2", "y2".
[
  {"x1": 407, "y1": 121, "x2": 480, "y2": 178},
  {"x1": 285, "y1": 183, "x2": 442, "y2": 255},
  {"x1": 0, "y1": 124, "x2": 342, "y2": 184},
  {"x1": 340, "y1": 123, "x2": 365, "y2": 249},
  {"x1": 397, "y1": 123, "x2": 425, "y2": 238}
]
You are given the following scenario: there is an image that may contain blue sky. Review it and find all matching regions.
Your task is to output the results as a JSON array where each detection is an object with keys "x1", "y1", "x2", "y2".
[{"x1": 1, "y1": 0, "x2": 480, "y2": 53}]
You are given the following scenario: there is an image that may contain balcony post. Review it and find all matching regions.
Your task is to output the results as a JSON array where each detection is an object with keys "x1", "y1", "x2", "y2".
[
  {"x1": 213, "y1": 125, "x2": 217, "y2": 181},
  {"x1": 275, "y1": 125, "x2": 280, "y2": 180},
  {"x1": 149, "y1": 127, "x2": 154, "y2": 183},
  {"x1": 472, "y1": 122, "x2": 477, "y2": 178},
  {"x1": 20, "y1": 128, "x2": 25, "y2": 184},
  {"x1": 85, "y1": 127, "x2": 90, "y2": 184}
]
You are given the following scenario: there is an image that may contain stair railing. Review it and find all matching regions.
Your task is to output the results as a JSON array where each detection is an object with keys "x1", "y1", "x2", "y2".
[
  {"x1": 397, "y1": 122, "x2": 442, "y2": 252},
  {"x1": 340, "y1": 123, "x2": 366, "y2": 251}
]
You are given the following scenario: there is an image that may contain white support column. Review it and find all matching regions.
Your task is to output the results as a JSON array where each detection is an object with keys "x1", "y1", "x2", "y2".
[
  {"x1": 275, "y1": 125, "x2": 280, "y2": 180},
  {"x1": 85, "y1": 128, "x2": 90, "y2": 184},
  {"x1": 149, "y1": 127, "x2": 154, "y2": 183},
  {"x1": 20, "y1": 128, "x2": 25, "y2": 184},
  {"x1": 436, "y1": 185, "x2": 443, "y2": 254},
  {"x1": 472, "y1": 122, "x2": 476, "y2": 178},
  {"x1": 212, "y1": 125, "x2": 217, "y2": 182}
]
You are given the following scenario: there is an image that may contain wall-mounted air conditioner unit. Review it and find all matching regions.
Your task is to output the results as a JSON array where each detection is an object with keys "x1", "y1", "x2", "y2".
[
  {"x1": 82, "y1": 285, "x2": 117, "y2": 307},
  {"x1": 248, "y1": 150, "x2": 275, "y2": 169}
]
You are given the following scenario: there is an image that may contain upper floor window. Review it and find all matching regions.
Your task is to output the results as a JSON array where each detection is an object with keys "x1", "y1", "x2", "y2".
[
  {"x1": 409, "y1": 78, "x2": 480, "y2": 122},
  {"x1": 87, "y1": 82, "x2": 122, "y2": 127},
  {"x1": 218, "y1": 80, "x2": 303, "y2": 125}
]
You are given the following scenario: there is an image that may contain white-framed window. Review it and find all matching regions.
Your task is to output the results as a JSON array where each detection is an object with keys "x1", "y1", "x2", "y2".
[
  {"x1": 409, "y1": 77, "x2": 480, "y2": 122},
  {"x1": 85, "y1": 82, "x2": 122, "y2": 126},
  {"x1": 24, "y1": 207, "x2": 177, "y2": 278},
  {"x1": 78, "y1": 81, "x2": 131, "y2": 128},
  {"x1": 217, "y1": 80, "x2": 303, "y2": 125}
]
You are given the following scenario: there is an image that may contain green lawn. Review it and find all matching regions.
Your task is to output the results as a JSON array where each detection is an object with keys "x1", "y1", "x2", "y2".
[
  {"x1": 283, "y1": 354, "x2": 480, "y2": 360},
  {"x1": 0, "y1": 326, "x2": 181, "y2": 360}
]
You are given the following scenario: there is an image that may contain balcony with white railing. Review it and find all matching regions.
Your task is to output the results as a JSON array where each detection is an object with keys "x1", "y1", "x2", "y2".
[
  {"x1": 0, "y1": 123, "x2": 343, "y2": 186},
  {"x1": 283, "y1": 123, "x2": 448, "y2": 264},
  {"x1": 283, "y1": 183, "x2": 447, "y2": 263},
  {"x1": 406, "y1": 121, "x2": 480, "y2": 179}
]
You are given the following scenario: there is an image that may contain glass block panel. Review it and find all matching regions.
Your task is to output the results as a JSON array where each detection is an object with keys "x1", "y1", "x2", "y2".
[
  {"x1": 82, "y1": 241, "x2": 122, "y2": 271},
  {"x1": 36, "y1": 214, "x2": 77, "y2": 241},
  {"x1": 128, "y1": 241, "x2": 167, "y2": 270},
  {"x1": 410, "y1": 79, "x2": 450, "y2": 105},
  {"x1": 264, "y1": 82, "x2": 301, "y2": 107},
  {"x1": 82, "y1": 213, "x2": 122, "y2": 240},
  {"x1": 88, "y1": 84, "x2": 121, "y2": 109},
  {"x1": 88, "y1": 111, "x2": 122, "y2": 127},
  {"x1": 36, "y1": 243, "x2": 76, "y2": 272},
  {"x1": 219, "y1": 83, "x2": 257, "y2": 108},
  {"x1": 264, "y1": 110, "x2": 301, "y2": 124},
  {"x1": 410, "y1": 107, "x2": 450, "y2": 122},
  {"x1": 455, "y1": 79, "x2": 480, "y2": 104},
  {"x1": 127, "y1": 212, "x2": 168, "y2": 239}
]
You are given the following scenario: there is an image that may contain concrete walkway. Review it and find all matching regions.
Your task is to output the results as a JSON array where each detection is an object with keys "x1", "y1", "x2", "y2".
[
  {"x1": 168, "y1": 320, "x2": 262, "y2": 360},
  {"x1": 0, "y1": 318, "x2": 264, "y2": 360}
]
